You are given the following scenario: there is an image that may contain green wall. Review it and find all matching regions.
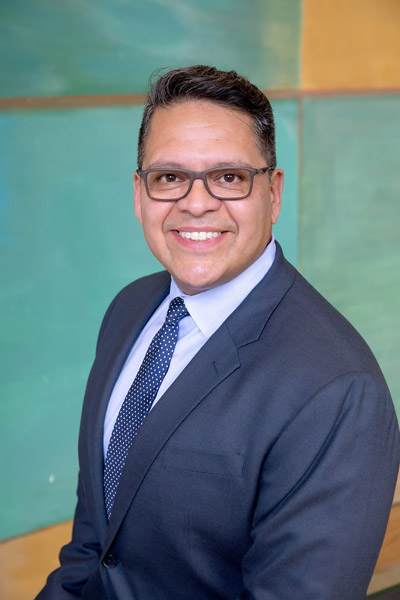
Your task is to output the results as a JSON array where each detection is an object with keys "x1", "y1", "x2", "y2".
[
  {"x1": 0, "y1": 0, "x2": 301, "y2": 96},
  {"x1": 0, "y1": 101, "x2": 298, "y2": 540},
  {"x1": 300, "y1": 96, "x2": 400, "y2": 412},
  {"x1": 1, "y1": 0, "x2": 399, "y2": 541}
]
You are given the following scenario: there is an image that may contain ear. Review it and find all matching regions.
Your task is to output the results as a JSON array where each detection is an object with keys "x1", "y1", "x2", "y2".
[
  {"x1": 133, "y1": 171, "x2": 143, "y2": 224},
  {"x1": 269, "y1": 168, "x2": 283, "y2": 225}
]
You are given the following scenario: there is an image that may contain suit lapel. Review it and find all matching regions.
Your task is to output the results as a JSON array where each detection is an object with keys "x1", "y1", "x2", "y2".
[
  {"x1": 103, "y1": 321, "x2": 241, "y2": 553},
  {"x1": 102, "y1": 244, "x2": 296, "y2": 554},
  {"x1": 225, "y1": 244, "x2": 296, "y2": 348}
]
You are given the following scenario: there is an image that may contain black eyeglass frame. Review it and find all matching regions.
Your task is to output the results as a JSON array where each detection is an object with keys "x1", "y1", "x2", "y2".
[{"x1": 136, "y1": 166, "x2": 275, "y2": 201}]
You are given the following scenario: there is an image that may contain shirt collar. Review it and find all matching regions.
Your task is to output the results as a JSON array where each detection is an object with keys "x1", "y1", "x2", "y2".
[{"x1": 169, "y1": 236, "x2": 276, "y2": 339}]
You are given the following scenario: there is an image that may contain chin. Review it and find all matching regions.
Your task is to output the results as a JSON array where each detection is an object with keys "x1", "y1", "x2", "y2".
[{"x1": 174, "y1": 273, "x2": 220, "y2": 296}]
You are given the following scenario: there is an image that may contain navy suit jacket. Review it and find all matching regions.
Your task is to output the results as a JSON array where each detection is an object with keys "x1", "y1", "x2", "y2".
[{"x1": 38, "y1": 244, "x2": 400, "y2": 599}]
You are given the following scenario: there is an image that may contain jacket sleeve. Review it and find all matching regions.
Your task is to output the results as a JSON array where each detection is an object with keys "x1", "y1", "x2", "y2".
[
  {"x1": 35, "y1": 474, "x2": 101, "y2": 599},
  {"x1": 238, "y1": 372, "x2": 400, "y2": 600}
]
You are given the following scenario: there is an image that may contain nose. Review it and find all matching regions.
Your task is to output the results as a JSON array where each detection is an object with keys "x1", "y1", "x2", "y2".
[{"x1": 176, "y1": 177, "x2": 221, "y2": 216}]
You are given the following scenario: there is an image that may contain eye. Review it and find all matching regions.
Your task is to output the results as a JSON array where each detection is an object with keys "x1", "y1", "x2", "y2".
[
  {"x1": 161, "y1": 172, "x2": 179, "y2": 183},
  {"x1": 214, "y1": 170, "x2": 243, "y2": 185},
  {"x1": 156, "y1": 171, "x2": 188, "y2": 185},
  {"x1": 222, "y1": 172, "x2": 240, "y2": 183}
]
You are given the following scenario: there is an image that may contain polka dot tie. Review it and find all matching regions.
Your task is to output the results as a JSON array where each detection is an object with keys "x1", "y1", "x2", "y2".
[{"x1": 104, "y1": 297, "x2": 189, "y2": 520}]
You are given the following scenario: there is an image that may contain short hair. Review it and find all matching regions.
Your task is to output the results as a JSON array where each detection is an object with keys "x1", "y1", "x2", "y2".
[{"x1": 137, "y1": 65, "x2": 276, "y2": 170}]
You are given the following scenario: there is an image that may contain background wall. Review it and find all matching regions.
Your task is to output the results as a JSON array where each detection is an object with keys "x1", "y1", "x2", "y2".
[{"x1": 0, "y1": 0, "x2": 399, "y2": 597}]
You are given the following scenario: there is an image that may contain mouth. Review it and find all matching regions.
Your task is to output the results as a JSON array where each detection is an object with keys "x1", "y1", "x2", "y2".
[{"x1": 178, "y1": 231, "x2": 222, "y2": 241}]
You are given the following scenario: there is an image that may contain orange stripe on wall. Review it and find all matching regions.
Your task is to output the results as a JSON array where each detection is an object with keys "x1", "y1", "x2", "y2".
[{"x1": 302, "y1": 0, "x2": 400, "y2": 90}]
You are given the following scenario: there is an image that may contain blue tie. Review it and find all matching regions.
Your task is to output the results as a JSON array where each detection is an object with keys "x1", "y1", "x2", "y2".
[{"x1": 104, "y1": 297, "x2": 189, "y2": 519}]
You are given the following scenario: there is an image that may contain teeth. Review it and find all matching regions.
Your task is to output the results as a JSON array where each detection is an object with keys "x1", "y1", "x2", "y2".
[{"x1": 179, "y1": 231, "x2": 221, "y2": 240}]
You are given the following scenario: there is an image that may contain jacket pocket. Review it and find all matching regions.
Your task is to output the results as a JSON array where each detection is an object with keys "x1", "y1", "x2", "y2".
[{"x1": 162, "y1": 446, "x2": 245, "y2": 477}]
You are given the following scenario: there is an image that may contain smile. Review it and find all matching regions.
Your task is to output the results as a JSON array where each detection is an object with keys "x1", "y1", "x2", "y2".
[{"x1": 178, "y1": 231, "x2": 222, "y2": 241}]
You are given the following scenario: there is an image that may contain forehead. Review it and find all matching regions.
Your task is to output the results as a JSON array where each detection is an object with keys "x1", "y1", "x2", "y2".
[{"x1": 143, "y1": 100, "x2": 263, "y2": 168}]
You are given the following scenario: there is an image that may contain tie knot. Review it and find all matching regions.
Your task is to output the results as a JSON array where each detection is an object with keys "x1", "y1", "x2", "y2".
[{"x1": 165, "y1": 297, "x2": 189, "y2": 326}]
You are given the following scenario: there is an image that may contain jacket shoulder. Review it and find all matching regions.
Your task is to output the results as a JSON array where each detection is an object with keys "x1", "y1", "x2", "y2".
[{"x1": 276, "y1": 254, "x2": 386, "y2": 385}]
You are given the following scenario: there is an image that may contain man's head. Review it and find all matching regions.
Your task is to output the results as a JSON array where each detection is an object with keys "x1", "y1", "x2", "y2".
[
  {"x1": 137, "y1": 65, "x2": 276, "y2": 171},
  {"x1": 134, "y1": 65, "x2": 283, "y2": 295}
]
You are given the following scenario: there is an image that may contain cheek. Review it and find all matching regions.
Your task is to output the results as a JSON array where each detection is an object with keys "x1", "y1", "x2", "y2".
[
  {"x1": 140, "y1": 204, "x2": 172, "y2": 249},
  {"x1": 232, "y1": 201, "x2": 270, "y2": 240}
]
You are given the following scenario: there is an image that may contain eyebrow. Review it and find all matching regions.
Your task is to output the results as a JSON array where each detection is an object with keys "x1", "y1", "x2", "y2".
[{"x1": 146, "y1": 161, "x2": 255, "y2": 170}]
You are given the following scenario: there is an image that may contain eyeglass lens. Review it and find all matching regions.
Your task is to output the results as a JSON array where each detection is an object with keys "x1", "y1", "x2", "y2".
[{"x1": 146, "y1": 168, "x2": 253, "y2": 200}]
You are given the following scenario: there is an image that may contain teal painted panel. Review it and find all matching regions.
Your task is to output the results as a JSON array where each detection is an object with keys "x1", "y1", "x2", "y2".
[
  {"x1": 0, "y1": 0, "x2": 301, "y2": 98},
  {"x1": 0, "y1": 98, "x2": 298, "y2": 539},
  {"x1": 0, "y1": 106, "x2": 161, "y2": 540},
  {"x1": 300, "y1": 96, "x2": 400, "y2": 416}
]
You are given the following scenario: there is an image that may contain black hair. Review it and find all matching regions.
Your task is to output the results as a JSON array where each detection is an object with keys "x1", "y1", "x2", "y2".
[{"x1": 137, "y1": 65, "x2": 276, "y2": 169}]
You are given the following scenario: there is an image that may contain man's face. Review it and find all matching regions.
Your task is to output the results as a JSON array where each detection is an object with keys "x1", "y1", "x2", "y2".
[{"x1": 134, "y1": 100, "x2": 283, "y2": 295}]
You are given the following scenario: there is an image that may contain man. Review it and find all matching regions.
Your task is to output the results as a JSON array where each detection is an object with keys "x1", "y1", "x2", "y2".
[{"x1": 38, "y1": 65, "x2": 400, "y2": 599}]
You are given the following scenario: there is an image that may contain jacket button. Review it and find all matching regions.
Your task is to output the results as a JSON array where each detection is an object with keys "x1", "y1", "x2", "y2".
[{"x1": 102, "y1": 554, "x2": 118, "y2": 569}]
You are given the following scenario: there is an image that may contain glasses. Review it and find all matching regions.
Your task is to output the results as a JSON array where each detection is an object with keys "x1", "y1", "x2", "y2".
[{"x1": 136, "y1": 166, "x2": 274, "y2": 201}]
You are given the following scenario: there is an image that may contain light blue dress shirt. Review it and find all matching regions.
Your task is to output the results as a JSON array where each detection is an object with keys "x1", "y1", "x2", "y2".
[{"x1": 103, "y1": 237, "x2": 276, "y2": 457}]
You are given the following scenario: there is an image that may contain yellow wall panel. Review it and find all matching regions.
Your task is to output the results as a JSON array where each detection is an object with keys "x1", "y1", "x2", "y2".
[{"x1": 302, "y1": 0, "x2": 400, "y2": 90}]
